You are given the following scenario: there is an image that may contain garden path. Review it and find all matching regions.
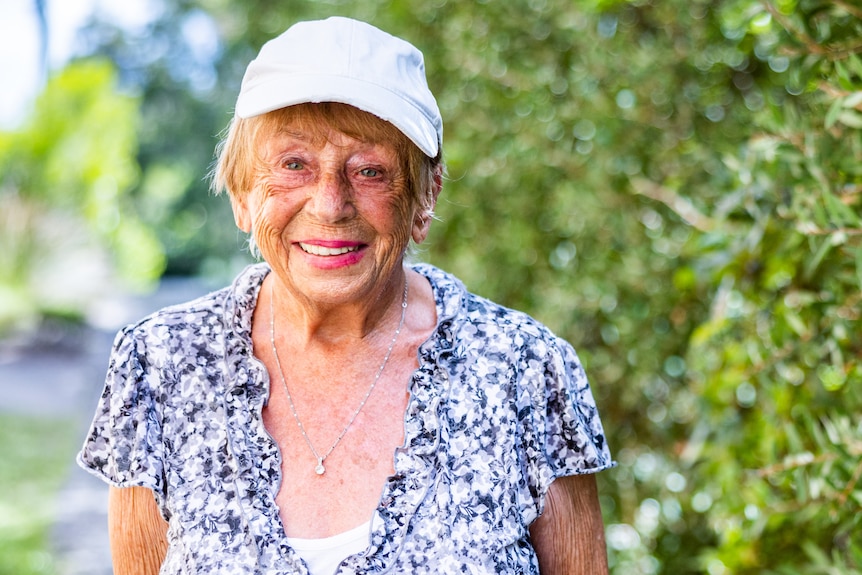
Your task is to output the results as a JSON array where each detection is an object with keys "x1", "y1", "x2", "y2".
[{"x1": 0, "y1": 277, "x2": 210, "y2": 575}]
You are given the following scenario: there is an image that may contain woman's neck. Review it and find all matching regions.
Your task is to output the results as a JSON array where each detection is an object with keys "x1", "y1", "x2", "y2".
[{"x1": 264, "y1": 268, "x2": 408, "y2": 348}]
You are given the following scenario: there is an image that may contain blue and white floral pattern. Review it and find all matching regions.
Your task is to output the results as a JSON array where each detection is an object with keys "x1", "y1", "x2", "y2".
[{"x1": 79, "y1": 263, "x2": 614, "y2": 574}]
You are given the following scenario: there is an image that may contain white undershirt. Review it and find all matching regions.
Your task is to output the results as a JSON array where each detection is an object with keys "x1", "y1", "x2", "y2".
[{"x1": 286, "y1": 520, "x2": 372, "y2": 575}]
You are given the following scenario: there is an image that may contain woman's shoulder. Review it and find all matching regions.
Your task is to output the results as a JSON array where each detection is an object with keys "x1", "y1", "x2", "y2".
[
  {"x1": 117, "y1": 263, "x2": 267, "y2": 345},
  {"x1": 410, "y1": 262, "x2": 561, "y2": 347}
]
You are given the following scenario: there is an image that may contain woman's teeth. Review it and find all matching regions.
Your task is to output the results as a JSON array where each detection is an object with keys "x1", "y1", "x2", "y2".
[{"x1": 299, "y1": 243, "x2": 359, "y2": 256}]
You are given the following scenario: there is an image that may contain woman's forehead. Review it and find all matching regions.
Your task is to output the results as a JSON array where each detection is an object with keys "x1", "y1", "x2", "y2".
[{"x1": 259, "y1": 124, "x2": 400, "y2": 156}]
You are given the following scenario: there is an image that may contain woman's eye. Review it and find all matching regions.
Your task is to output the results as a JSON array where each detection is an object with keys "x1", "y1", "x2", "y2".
[
  {"x1": 283, "y1": 160, "x2": 303, "y2": 170},
  {"x1": 359, "y1": 167, "x2": 380, "y2": 178}
]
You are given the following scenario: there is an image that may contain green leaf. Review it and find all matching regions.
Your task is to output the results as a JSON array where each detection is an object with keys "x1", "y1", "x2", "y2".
[
  {"x1": 856, "y1": 246, "x2": 862, "y2": 292},
  {"x1": 842, "y1": 92, "x2": 862, "y2": 109},
  {"x1": 845, "y1": 54, "x2": 862, "y2": 80},
  {"x1": 837, "y1": 110, "x2": 862, "y2": 129},
  {"x1": 825, "y1": 97, "x2": 843, "y2": 129},
  {"x1": 817, "y1": 364, "x2": 846, "y2": 392},
  {"x1": 823, "y1": 191, "x2": 861, "y2": 227}
]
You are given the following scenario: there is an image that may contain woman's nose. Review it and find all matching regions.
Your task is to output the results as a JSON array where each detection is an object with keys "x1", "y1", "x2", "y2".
[{"x1": 306, "y1": 170, "x2": 356, "y2": 222}]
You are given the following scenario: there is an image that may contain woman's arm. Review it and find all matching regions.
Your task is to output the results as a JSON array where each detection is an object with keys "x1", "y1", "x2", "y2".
[
  {"x1": 108, "y1": 486, "x2": 169, "y2": 575},
  {"x1": 529, "y1": 473, "x2": 609, "y2": 575}
]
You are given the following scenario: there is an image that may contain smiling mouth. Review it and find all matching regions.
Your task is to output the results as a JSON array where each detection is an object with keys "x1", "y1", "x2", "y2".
[{"x1": 298, "y1": 243, "x2": 361, "y2": 256}]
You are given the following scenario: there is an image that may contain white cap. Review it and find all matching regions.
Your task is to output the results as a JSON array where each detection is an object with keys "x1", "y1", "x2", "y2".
[{"x1": 235, "y1": 17, "x2": 442, "y2": 158}]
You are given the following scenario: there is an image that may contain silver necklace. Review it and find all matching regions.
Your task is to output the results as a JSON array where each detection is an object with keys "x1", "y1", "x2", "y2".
[{"x1": 269, "y1": 277, "x2": 408, "y2": 476}]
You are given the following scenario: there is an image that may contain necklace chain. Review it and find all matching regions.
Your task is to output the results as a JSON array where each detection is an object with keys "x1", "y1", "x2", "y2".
[{"x1": 269, "y1": 276, "x2": 409, "y2": 476}]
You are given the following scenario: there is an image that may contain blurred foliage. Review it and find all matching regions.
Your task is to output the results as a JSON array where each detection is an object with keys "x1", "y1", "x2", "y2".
[
  {"x1": 0, "y1": 414, "x2": 76, "y2": 575},
  {"x1": 7, "y1": 0, "x2": 861, "y2": 572},
  {"x1": 0, "y1": 60, "x2": 164, "y2": 335}
]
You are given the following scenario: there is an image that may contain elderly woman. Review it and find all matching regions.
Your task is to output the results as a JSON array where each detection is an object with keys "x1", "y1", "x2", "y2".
[{"x1": 78, "y1": 16, "x2": 614, "y2": 575}]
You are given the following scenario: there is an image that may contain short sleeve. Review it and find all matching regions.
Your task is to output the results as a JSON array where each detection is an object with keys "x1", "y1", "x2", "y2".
[
  {"x1": 77, "y1": 326, "x2": 166, "y2": 498},
  {"x1": 519, "y1": 336, "x2": 614, "y2": 524}
]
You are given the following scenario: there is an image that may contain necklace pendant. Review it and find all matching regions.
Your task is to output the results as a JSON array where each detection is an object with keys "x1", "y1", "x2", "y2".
[{"x1": 315, "y1": 461, "x2": 326, "y2": 475}]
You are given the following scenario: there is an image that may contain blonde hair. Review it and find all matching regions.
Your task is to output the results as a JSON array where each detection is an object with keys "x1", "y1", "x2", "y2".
[{"x1": 210, "y1": 103, "x2": 441, "y2": 217}]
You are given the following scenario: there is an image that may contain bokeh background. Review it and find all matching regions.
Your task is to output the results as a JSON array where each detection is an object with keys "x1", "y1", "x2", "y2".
[{"x1": 1, "y1": 0, "x2": 860, "y2": 574}]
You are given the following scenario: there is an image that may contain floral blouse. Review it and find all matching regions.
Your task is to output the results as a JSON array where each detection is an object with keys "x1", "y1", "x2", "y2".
[{"x1": 78, "y1": 263, "x2": 614, "y2": 574}]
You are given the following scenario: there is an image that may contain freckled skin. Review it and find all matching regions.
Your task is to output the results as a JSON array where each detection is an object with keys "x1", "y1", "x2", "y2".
[{"x1": 230, "y1": 125, "x2": 422, "y2": 317}]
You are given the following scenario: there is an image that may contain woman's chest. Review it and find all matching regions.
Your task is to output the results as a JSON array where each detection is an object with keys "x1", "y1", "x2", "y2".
[{"x1": 261, "y1": 373, "x2": 410, "y2": 538}]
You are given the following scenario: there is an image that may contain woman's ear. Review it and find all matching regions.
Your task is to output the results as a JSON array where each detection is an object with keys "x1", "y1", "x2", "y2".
[
  {"x1": 230, "y1": 193, "x2": 252, "y2": 233},
  {"x1": 411, "y1": 165, "x2": 443, "y2": 245}
]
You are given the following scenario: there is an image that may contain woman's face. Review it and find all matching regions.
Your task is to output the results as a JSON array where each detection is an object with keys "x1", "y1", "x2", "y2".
[{"x1": 231, "y1": 121, "x2": 425, "y2": 307}]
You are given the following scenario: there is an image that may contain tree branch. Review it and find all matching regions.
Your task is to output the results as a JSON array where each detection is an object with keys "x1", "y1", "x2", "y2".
[{"x1": 629, "y1": 177, "x2": 716, "y2": 232}]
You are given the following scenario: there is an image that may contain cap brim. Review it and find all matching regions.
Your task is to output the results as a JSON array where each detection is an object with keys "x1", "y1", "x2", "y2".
[{"x1": 235, "y1": 74, "x2": 439, "y2": 158}]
